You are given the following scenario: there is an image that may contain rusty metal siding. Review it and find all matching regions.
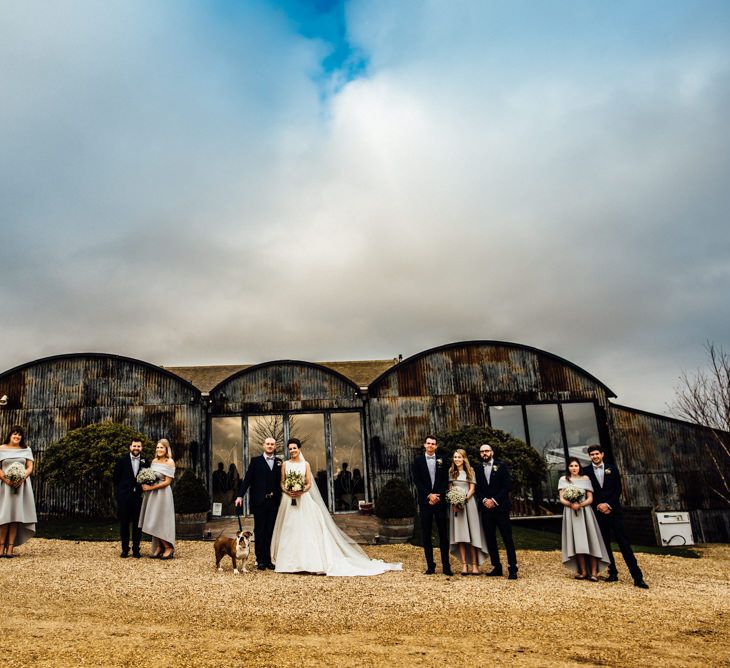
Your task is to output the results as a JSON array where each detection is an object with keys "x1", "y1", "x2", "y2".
[
  {"x1": 608, "y1": 404, "x2": 730, "y2": 542},
  {"x1": 210, "y1": 362, "x2": 363, "y2": 414},
  {"x1": 366, "y1": 342, "x2": 613, "y2": 499},
  {"x1": 0, "y1": 354, "x2": 205, "y2": 517}
]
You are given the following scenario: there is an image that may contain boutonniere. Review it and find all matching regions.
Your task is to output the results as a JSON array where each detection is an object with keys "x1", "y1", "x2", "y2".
[
  {"x1": 605, "y1": 468, "x2": 612, "y2": 475},
  {"x1": 436, "y1": 458, "x2": 443, "y2": 466},
  {"x1": 275, "y1": 458, "x2": 282, "y2": 466},
  {"x1": 492, "y1": 465, "x2": 499, "y2": 471}
]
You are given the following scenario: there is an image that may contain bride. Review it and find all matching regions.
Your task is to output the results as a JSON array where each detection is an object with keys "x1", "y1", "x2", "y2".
[{"x1": 270, "y1": 438, "x2": 402, "y2": 576}]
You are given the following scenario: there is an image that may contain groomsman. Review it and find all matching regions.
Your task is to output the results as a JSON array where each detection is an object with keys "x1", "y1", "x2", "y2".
[
  {"x1": 113, "y1": 437, "x2": 146, "y2": 558},
  {"x1": 583, "y1": 444, "x2": 649, "y2": 588},
  {"x1": 235, "y1": 437, "x2": 282, "y2": 570},
  {"x1": 474, "y1": 443, "x2": 518, "y2": 579},
  {"x1": 412, "y1": 435, "x2": 452, "y2": 575}
]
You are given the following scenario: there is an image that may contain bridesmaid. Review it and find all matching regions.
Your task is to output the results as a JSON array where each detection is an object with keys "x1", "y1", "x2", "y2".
[
  {"x1": 448, "y1": 449, "x2": 489, "y2": 575},
  {"x1": 0, "y1": 425, "x2": 37, "y2": 557},
  {"x1": 558, "y1": 457, "x2": 610, "y2": 580},
  {"x1": 138, "y1": 439, "x2": 176, "y2": 559}
]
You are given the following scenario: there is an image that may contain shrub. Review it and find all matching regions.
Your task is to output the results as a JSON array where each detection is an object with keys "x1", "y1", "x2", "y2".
[
  {"x1": 172, "y1": 469, "x2": 210, "y2": 514},
  {"x1": 435, "y1": 424, "x2": 547, "y2": 508},
  {"x1": 40, "y1": 422, "x2": 154, "y2": 517},
  {"x1": 374, "y1": 478, "x2": 417, "y2": 519}
]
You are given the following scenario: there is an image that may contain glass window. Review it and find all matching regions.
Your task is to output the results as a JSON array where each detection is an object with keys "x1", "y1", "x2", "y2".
[
  {"x1": 562, "y1": 403, "x2": 600, "y2": 467},
  {"x1": 289, "y1": 414, "x2": 329, "y2": 510},
  {"x1": 247, "y1": 415, "x2": 285, "y2": 459},
  {"x1": 331, "y1": 413, "x2": 365, "y2": 511},
  {"x1": 489, "y1": 405, "x2": 526, "y2": 441},
  {"x1": 526, "y1": 404, "x2": 565, "y2": 504},
  {"x1": 211, "y1": 417, "x2": 242, "y2": 516}
]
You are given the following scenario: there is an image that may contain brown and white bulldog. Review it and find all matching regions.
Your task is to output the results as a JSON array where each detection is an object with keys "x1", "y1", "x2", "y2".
[{"x1": 214, "y1": 530, "x2": 252, "y2": 574}]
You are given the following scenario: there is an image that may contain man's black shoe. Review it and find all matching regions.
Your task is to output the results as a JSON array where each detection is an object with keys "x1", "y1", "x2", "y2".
[
  {"x1": 605, "y1": 574, "x2": 619, "y2": 582},
  {"x1": 634, "y1": 580, "x2": 649, "y2": 589},
  {"x1": 443, "y1": 568, "x2": 454, "y2": 576},
  {"x1": 132, "y1": 552, "x2": 141, "y2": 559},
  {"x1": 257, "y1": 564, "x2": 267, "y2": 570},
  {"x1": 485, "y1": 567, "x2": 503, "y2": 577},
  {"x1": 424, "y1": 567, "x2": 436, "y2": 575},
  {"x1": 266, "y1": 564, "x2": 276, "y2": 570},
  {"x1": 508, "y1": 571, "x2": 518, "y2": 580}
]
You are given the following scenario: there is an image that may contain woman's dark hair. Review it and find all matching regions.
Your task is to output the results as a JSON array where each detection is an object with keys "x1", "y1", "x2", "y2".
[
  {"x1": 287, "y1": 438, "x2": 302, "y2": 448},
  {"x1": 565, "y1": 456, "x2": 582, "y2": 481},
  {"x1": 5, "y1": 425, "x2": 25, "y2": 447}
]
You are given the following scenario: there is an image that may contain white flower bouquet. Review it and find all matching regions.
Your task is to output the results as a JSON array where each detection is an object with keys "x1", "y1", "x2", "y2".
[
  {"x1": 136, "y1": 468, "x2": 158, "y2": 487},
  {"x1": 446, "y1": 487, "x2": 468, "y2": 516},
  {"x1": 562, "y1": 484, "x2": 585, "y2": 516},
  {"x1": 285, "y1": 470, "x2": 305, "y2": 506},
  {"x1": 5, "y1": 462, "x2": 27, "y2": 494}
]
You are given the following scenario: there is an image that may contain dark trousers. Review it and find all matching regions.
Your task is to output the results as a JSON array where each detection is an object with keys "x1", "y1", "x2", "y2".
[
  {"x1": 419, "y1": 504, "x2": 450, "y2": 569},
  {"x1": 253, "y1": 501, "x2": 278, "y2": 567},
  {"x1": 596, "y1": 510, "x2": 643, "y2": 581},
  {"x1": 118, "y1": 495, "x2": 143, "y2": 554},
  {"x1": 482, "y1": 509, "x2": 518, "y2": 571}
]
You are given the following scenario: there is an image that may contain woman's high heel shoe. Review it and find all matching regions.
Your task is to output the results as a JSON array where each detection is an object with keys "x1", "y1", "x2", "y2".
[{"x1": 160, "y1": 548, "x2": 175, "y2": 560}]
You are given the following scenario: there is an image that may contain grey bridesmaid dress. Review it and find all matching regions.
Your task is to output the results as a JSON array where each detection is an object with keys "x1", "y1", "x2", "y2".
[
  {"x1": 448, "y1": 471, "x2": 489, "y2": 565},
  {"x1": 0, "y1": 448, "x2": 37, "y2": 547},
  {"x1": 138, "y1": 462, "x2": 176, "y2": 550},
  {"x1": 558, "y1": 476, "x2": 610, "y2": 573}
]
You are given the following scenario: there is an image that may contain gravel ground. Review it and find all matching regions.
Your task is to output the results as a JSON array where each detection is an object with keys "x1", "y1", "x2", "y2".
[{"x1": 5, "y1": 540, "x2": 729, "y2": 667}]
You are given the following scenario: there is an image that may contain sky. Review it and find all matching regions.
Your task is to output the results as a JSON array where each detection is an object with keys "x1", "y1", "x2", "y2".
[{"x1": 1, "y1": 0, "x2": 729, "y2": 415}]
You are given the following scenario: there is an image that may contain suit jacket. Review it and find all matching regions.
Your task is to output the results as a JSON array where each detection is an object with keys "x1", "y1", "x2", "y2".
[
  {"x1": 474, "y1": 459, "x2": 512, "y2": 513},
  {"x1": 412, "y1": 454, "x2": 449, "y2": 509},
  {"x1": 582, "y1": 463, "x2": 623, "y2": 512},
  {"x1": 237, "y1": 455, "x2": 283, "y2": 509},
  {"x1": 113, "y1": 453, "x2": 147, "y2": 503}
]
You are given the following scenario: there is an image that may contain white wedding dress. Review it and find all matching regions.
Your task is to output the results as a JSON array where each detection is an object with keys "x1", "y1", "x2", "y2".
[{"x1": 270, "y1": 460, "x2": 402, "y2": 576}]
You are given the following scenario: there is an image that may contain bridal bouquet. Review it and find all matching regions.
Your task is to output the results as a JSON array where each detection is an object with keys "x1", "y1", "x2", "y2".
[
  {"x1": 562, "y1": 484, "x2": 585, "y2": 516},
  {"x1": 4, "y1": 462, "x2": 27, "y2": 494},
  {"x1": 446, "y1": 487, "x2": 467, "y2": 516},
  {"x1": 285, "y1": 470, "x2": 305, "y2": 506},
  {"x1": 136, "y1": 468, "x2": 158, "y2": 487}
]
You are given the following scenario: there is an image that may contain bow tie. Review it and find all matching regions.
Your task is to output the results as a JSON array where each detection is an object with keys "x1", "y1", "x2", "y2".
[
  {"x1": 265, "y1": 457, "x2": 274, "y2": 461},
  {"x1": 131, "y1": 456, "x2": 140, "y2": 460},
  {"x1": 426, "y1": 456, "x2": 435, "y2": 460},
  {"x1": 593, "y1": 464, "x2": 603, "y2": 469}
]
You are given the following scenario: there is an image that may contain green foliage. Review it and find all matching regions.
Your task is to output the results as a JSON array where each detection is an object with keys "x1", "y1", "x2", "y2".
[
  {"x1": 435, "y1": 424, "x2": 547, "y2": 492},
  {"x1": 172, "y1": 469, "x2": 210, "y2": 514},
  {"x1": 41, "y1": 422, "x2": 154, "y2": 485},
  {"x1": 375, "y1": 478, "x2": 417, "y2": 519}
]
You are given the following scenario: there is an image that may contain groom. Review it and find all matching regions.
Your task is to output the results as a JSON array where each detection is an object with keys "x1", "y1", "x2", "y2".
[
  {"x1": 412, "y1": 435, "x2": 452, "y2": 575},
  {"x1": 235, "y1": 437, "x2": 282, "y2": 570}
]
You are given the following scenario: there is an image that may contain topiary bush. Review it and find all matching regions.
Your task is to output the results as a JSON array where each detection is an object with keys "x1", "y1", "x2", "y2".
[
  {"x1": 172, "y1": 469, "x2": 210, "y2": 514},
  {"x1": 40, "y1": 422, "x2": 154, "y2": 517},
  {"x1": 374, "y1": 478, "x2": 417, "y2": 519}
]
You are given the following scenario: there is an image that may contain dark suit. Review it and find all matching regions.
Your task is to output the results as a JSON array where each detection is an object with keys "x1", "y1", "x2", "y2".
[
  {"x1": 113, "y1": 453, "x2": 146, "y2": 555},
  {"x1": 583, "y1": 463, "x2": 643, "y2": 582},
  {"x1": 237, "y1": 455, "x2": 282, "y2": 567},
  {"x1": 412, "y1": 454, "x2": 450, "y2": 570},
  {"x1": 474, "y1": 459, "x2": 517, "y2": 573}
]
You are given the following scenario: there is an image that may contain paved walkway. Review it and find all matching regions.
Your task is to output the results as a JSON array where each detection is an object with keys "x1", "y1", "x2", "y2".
[{"x1": 205, "y1": 512, "x2": 379, "y2": 545}]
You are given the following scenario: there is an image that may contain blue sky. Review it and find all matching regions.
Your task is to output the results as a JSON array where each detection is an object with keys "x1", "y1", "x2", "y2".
[{"x1": 1, "y1": 0, "x2": 729, "y2": 414}]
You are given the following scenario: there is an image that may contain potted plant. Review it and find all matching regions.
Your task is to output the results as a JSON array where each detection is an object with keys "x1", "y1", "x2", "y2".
[
  {"x1": 374, "y1": 478, "x2": 417, "y2": 543},
  {"x1": 173, "y1": 469, "x2": 211, "y2": 539}
]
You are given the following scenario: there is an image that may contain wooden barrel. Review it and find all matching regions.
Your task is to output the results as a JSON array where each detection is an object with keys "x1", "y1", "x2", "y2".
[
  {"x1": 377, "y1": 517, "x2": 415, "y2": 543},
  {"x1": 174, "y1": 512, "x2": 207, "y2": 540}
]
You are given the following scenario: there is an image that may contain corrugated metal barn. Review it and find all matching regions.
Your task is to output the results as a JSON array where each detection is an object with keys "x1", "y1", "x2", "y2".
[{"x1": 0, "y1": 341, "x2": 727, "y2": 542}]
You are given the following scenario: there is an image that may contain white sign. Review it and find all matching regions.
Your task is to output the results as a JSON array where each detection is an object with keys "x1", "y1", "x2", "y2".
[{"x1": 212, "y1": 502, "x2": 223, "y2": 517}]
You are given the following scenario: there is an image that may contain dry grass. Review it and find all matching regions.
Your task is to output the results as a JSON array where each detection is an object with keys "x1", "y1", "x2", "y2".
[{"x1": 5, "y1": 539, "x2": 729, "y2": 667}]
